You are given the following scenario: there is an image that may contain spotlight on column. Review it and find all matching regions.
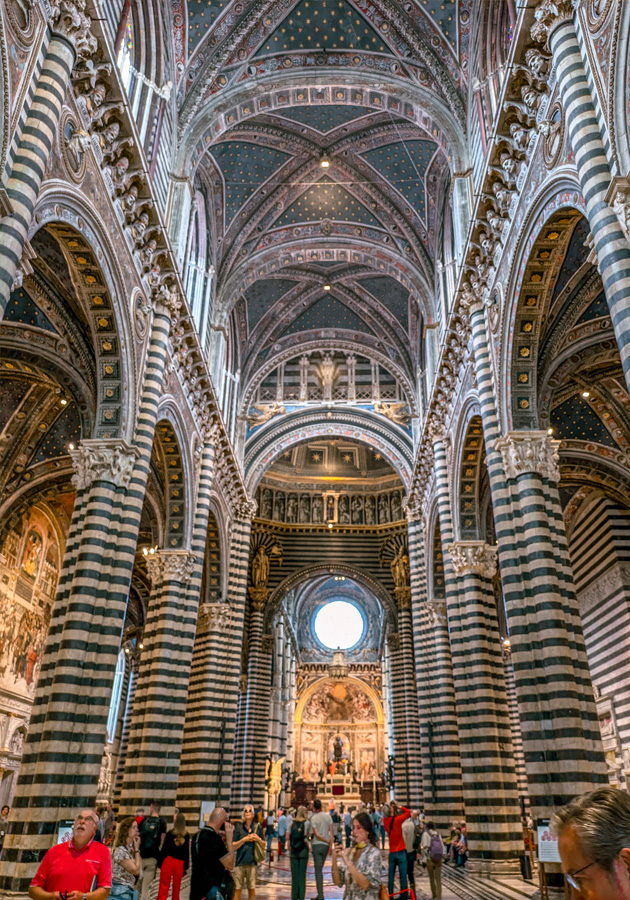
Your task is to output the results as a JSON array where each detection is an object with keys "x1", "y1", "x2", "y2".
[
  {"x1": 139, "y1": 642, "x2": 144, "y2": 649},
  {"x1": 68, "y1": 442, "x2": 75, "y2": 450},
  {"x1": 547, "y1": 427, "x2": 554, "y2": 435}
]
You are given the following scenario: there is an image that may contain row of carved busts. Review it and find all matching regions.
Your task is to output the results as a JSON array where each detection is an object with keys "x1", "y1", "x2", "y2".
[{"x1": 256, "y1": 487, "x2": 404, "y2": 525}]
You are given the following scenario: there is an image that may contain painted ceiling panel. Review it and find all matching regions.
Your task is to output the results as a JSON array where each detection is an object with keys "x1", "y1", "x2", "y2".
[
  {"x1": 551, "y1": 395, "x2": 617, "y2": 448},
  {"x1": 279, "y1": 294, "x2": 375, "y2": 337},
  {"x1": 577, "y1": 290, "x2": 608, "y2": 323},
  {"x1": 5, "y1": 288, "x2": 57, "y2": 333},
  {"x1": 359, "y1": 275, "x2": 409, "y2": 330},
  {"x1": 254, "y1": 0, "x2": 392, "y2": 56},
  {"x1": 273, "y1": 105, "x2": 375, "y2": 132},
  {"x1": 274, "y1": 177, "x2": 381, "y2": 228},
  {"x1": 210, "y1": 141, "x2": 292, "y2": 223},
  {"x1": 361, "y1": 140, "x2": 436, "y2": 220},
  {"x1": 31, "y1": 404, "x2": 82, "y2": 464},
  {"x1": 419, "y1": 0, "x2": 458, "y2": 50},
  {"x1": 245, "y1": 278, "x2": 299, "y2": 330},
  {"x1": 551, "y1": 216, "x2": 590, "y2": 307},
  {"x1": 0, "y1": 380, "x2": 31, "y2": 433},
  {"x1": 187, "y1": 0, "x2": 228, "y2": 53}
]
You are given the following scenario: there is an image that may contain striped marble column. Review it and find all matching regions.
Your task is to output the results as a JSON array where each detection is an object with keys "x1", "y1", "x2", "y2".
[
  {"x1": 503, "y1": 651, "x2": 529, "y2": 813},
  {"x1": 387, "y1": 630, "x2": 409, "y2": 799},
  {"x1": 494, "y1": 432, "x2": 608, "y2": 812},
  {"x1": 0, "y1": 6, "x2": 96, "y2": 313},
  {"x1": 118, "y1": 548, "x2": 196, "y2": 815},
  {"x1": 0, "y1": 291, "x2": 181, "y2": 888},
  {"x1": 395, "y1": 591, "x2": 423, "y2": 808},
  {"x1": 447, "y1": 541, "x2": 522, "y2": 870},
  {"x1": 532, "y1": 3, "x2": 630, "y2": 392},
  {"x1": 114, "y1": 654, "x2": 138, "y2": 809},
  {"x1": 234, "y1": 601, "x2": 274, "y2": 809},
  {"x1": 407, "y1": 511, "x2": 463, "y2": 827},
  {"x1": 177, "y1": 503, "x2": 256, "y2": 818}
]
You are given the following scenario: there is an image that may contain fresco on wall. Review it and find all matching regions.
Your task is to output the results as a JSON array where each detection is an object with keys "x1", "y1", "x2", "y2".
[
  {"x1": 303, "y1": 681, "x2": 375, "y2": 723},
  {"x1": 0, "y1": 510, "x2": 59, "y2": 700}
]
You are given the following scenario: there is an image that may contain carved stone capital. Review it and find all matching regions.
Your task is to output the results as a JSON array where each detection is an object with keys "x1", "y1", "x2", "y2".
[
  {"x1": 387, "y1": 631, "x2": 400, "y2": 652},
  {"x1": 248, "y1": 586, "x2": 269, "y2": 610},
  {"x1": 448, "y1": 541, "x2": 498, "y2": 578},
  {"x1": 531, "y1": 0, "x2": 574, "y2": 46},
  {"x1": 426, "y1": 599, "x2": 448, "y2": 628},
  {"x1": 428, "y1": 416, "x2": 448, "y2": 445},
  {"x1": 494, "y1": 431, "x2": 561, "y2": 482},
  {"x1": 153, "y1": 282, "x2": 182, "y2": 321},
  {"x1": 394, "y1": 586, "x2": 412, "y2": 609},
  {"x1": 198, "y1": 601, "x2": 231, "y2": 633},
  {"x1": 70, "y1": 439, "x2": 140, "y2": 491},
  {"x1": 403, "y1": 495, "x2": 425, "y2": 524},
  {"x1": 235, "y1": 497, "x2": 258, "y2": 522},
  {"x1": 146, "y1": 550, "x2": 196, "y2": 587},
  {"x1": 261, "y1": 633, "x2": 275, "y2": 655},
  {"x1": 50, "y1": 0, "x2": 98, "y2": 61},
  {"x1": 460, "y1": 280, "x2": 486, "y2": 320}
]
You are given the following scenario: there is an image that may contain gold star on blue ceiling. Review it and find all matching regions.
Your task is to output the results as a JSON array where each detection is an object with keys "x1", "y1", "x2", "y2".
[
  {"x1": 6, "y1": 288, "x2": 57, "y2": 333},
  {"x1": 578, "y1": 291, "x2": 608, "y2": 323},
  {"x1": 210, "y1": 141, "x2": 292, "y2": 224},
  {"x1": 550, "y1": 395, "x2": 617, "y2": 448},
  {"x1": 31, "y1": 404, "x2": 82, "y2": 464},
  {"x1": 187, "y1": 0, "x2": 227, "y2": 53},
  {"x1": 419, "y1": 0, "x2": 458, "y2": 50},
  {"x1": 274, "y1": 177, "x2": 380, "y2": 229},
  {"x1": 255, "y1": 0, "x2": 391, "y2": 55},
  {"x1": 244, "y1": 279, "x2": 299, "y2": 331},
  {"x1": 359, "y1": 276, "x2": 410, "y2": 331}
]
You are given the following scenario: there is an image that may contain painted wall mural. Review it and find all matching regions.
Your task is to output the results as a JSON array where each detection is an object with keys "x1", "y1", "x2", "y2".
[{"x1": 0, "y1": 508, "x2": 59, "y2": 701}]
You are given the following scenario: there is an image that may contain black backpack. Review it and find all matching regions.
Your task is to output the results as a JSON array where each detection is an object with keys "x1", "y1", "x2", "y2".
[
  {"x1": 290, "y1": 821, "x2": 306, "y2": 853},
  {"x1": 139, "y1": 816, "x2": 162, "y2": 858}
]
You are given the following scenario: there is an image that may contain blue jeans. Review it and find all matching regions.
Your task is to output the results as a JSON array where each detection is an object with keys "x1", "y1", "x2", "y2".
[
  {"x1": 388, "y1": 849, "x2": 408, "y2": 897},
  {"x1": 266, "y1": 829, "x2": 275, "y2": 855},
  {"x1": 345, "y1": 825, "x2": 352, "y2": 848}
]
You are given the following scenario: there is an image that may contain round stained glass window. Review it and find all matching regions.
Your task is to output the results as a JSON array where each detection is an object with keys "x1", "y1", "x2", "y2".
[{"x1": 314, "y1": 600, "x2": 364, "y2": 650}]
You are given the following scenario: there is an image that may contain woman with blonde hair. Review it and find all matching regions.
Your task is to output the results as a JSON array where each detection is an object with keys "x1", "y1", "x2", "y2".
[
  {"x1": 111, "y1": 817, "x2": 142, "y2": 900},
  {"x1": 157, "y1": 812, "x2": 189, "y2": 900},
  {"x1": 289, "y1": 807, "x2": 311, "y2": 900},
  {"x1": 232, "y1": 804, "x2": 265, "y2": 900}
]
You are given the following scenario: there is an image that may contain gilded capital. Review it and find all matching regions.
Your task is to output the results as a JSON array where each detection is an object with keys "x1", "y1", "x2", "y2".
[
  {"x1": 70, "y1": 439, "x2": 140, "y2": 491},
  {"x1": 248, "y1": 586, "x2": 269, "y2": 610},
  {"x1": 531, "y1": 0, "x2": 574, "y2": 46},
  {"x1": 394, "y1": 586, "x2": 412, "y2": 609},
  {"x1": 494, "y1": 431, "x2": 561, "y2": 482},
  {"x1": 146, "y1": 549, "x2": 196, "y2": 587},
  {"x1": 448, "y1": 540, "x2": 498, "y2": 579}
]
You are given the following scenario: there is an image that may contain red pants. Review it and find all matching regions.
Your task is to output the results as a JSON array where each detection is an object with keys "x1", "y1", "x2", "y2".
[{"x1": 156, "y1": 856, "x2": 184, "y2": 900}]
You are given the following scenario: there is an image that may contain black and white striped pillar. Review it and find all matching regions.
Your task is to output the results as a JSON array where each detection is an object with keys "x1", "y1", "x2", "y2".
[
  {"x1": 447, "y1": 541, "x2": 523, "y2": 870},
  {"x1": 395, "y1": 591, "x2": 423, "y2": 808}
]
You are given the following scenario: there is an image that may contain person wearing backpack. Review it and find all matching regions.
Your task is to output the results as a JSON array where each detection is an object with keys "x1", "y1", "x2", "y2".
[
  {"x1": 421, "y1": 822, "x2": 445, "y2": 900},
  {"x1": 138, "y1": 802, "x2": 167, "y2": 900},
  {"x1": 289, "y1": 807, "x2": 310, "y2": 900}
]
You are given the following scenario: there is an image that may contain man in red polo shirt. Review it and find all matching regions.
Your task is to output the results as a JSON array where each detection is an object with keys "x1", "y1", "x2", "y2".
[
  {"x1": 384, "y1": 800, "x2": 411, "y2": 900},
  {"x1": 29, "y1": 809, "x2": 111, "y2": 900}
]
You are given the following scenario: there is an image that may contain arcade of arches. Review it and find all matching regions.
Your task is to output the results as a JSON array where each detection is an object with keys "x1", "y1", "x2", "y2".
[{"x1": 2, "y1": 0, "x2": 630, "y2": 897}]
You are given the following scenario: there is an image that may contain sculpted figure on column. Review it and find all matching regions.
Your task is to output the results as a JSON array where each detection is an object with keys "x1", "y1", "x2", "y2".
[
  {"x1": 494, "y1": 431, "x2": 561, "y2": 482},
  {"x1": 448, "y1": 541, "x2": 498, "y2": 579},
  {"x1": 531, "y1": 0, "x2": 575, "y2": 45}
]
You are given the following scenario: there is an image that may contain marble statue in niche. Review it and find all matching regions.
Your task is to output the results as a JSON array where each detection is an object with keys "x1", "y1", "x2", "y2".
[
  {"x1": 326, "y1": 496, "x2": 335, "y2": 521},
  {"x1": 351, "y1": 496, "x2": 363, "y2": 525},
  {"x1": 378, "y1": 494, "x2": 390, "y2": 524},
  {"x1": 260, "y1": 489, "x2": 273, "y2": 520},
  {"x1": 390, "y1": 492, "x2": 402, "y2": 521},
  {"x1": 299, "y1": 494, "x2": 311, "y2": 523},
  {"x1": 338, "y1": 496, "x2": 350, "y2": 524},
  {"x1": 312, "y1": 495, "x2": 323, "y2": 523},
  {"x1": 287, "y1": 494, "x2": 298, "y2": 522},
  {"x1": 364, "y1": 496, "x2": 376, "y2": 525},
  {"x1": 274, "y1": 493, "x2": 285, "y2": 521}
]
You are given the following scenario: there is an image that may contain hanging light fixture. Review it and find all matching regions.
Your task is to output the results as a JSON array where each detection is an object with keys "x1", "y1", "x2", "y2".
[{"x1": 320, "y1": 151, "x2": 331, "y2": 168}]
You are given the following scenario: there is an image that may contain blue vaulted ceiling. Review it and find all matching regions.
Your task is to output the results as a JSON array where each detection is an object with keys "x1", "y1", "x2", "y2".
[
  {"x1": 362, "y1": 140, "x2": 436, "y2": 220},
  {"x1": 359, "y1": 276, "x2": 410, "y2": 331},
  {"x1": 279, "y1": 295, "x2": 375, "y2": 337},
  {"x1": 245, "y1": 279, "x2": 299, "y2": 330},
  {"x1": 273, "y1": 105, "x2": 376, "y2": 133},
  {"x1": 274, "y1": 178, "x2": 381, "y2": 228},
  {"x1": 211, "y1": 142, "x2": 292, "y2": 223},
  {"x1": 254, "y1": 0, "x2": 392, "y2": 56}
]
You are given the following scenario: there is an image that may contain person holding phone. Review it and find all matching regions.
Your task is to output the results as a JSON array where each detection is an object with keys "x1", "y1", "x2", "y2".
[{"x1": 110, "y1": 818, "x2": 142, "y2": 900}]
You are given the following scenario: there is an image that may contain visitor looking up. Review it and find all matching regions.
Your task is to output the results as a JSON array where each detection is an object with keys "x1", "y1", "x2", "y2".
[
  {"x1": 383, "y1": 801, "x2": 411, "y2": 899},
  {"x1": 553, "y1": 786, "x2": 630, "y2": 900},
  {"x1": 138, "y1": 802, "x2": 167, "y2": 900},
  {"x1": 29, "y1": 808, "x2": 112, "y2": 900},
  {"x1": 311, "y1": 798, "x2": 334, "y2": 900},
  {"x1": 110, "y1": 817, "x2": 142, "y2": 900},
  {"x1": 331, "y1": 811, "x2": 383, "y2": 900},
  {"x1": 190, "y1": 806, "x2": 235, "y2": 900},
  {"x1": 232, "y1": 804, "x2": 265, "y2": 900},
  {"x1": 289, "y1": 806, "x2": 310, "y2": 900},
  {"x1": 157, "y1": 813, "x2": 189, "y2": 900},
  {"x1": 421, "y1": 821, "x2": 445, "y2": 900}
]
